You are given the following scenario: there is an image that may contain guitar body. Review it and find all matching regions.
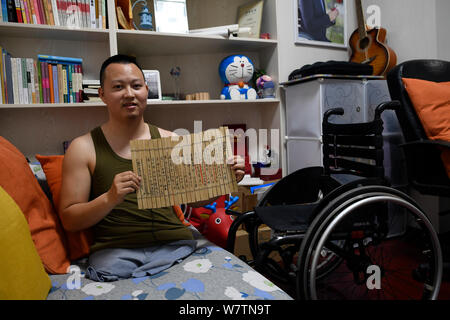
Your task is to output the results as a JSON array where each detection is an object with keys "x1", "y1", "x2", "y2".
[{"x1": 349, "y1": 27, "x2": 397, "y2": 76}]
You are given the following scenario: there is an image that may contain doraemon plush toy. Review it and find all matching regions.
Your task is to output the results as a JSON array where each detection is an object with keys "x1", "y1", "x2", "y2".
[{"x1": 219, "y1": 55, "x2": 257, "y2": 100}]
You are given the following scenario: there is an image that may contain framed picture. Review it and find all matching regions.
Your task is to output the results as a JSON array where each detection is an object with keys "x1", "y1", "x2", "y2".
[
  {"x1": 154, "y1": 0, "x2": 189, "y2": 34},
  {"x1": 143, "y1": 70, "x2": 162, "y2": 101},
  {"x1": 237, "y1": 0, "x2": 264, "y2": 39},
  {"x1": 294, "y1": 0, "x2": 347, "y2": 48}
]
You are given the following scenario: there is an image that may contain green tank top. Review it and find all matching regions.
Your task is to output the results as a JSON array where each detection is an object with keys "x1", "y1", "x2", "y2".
[{"x1": 89, "y1": 123, "x2": 193, "y2": 253}]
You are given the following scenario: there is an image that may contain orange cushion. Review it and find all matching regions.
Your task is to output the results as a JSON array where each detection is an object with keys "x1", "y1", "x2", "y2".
[
  {"x1": 35, "y1": 154, "x2": 93, "y2": 261},
  {"x1": 0, "y1": 137, "x2": 70, "y2": 274},
  {"x1": 402, "y1": 78, "x2": 450, "y2": 178}
]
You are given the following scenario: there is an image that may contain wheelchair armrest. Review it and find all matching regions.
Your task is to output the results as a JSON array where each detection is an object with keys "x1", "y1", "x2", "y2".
[{"x1": 374, "y1": 100, "x2": 401, "y2": 119}]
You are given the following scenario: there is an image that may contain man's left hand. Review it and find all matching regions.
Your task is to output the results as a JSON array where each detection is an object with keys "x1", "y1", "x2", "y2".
[{"x1": 229, "y1": 155, "x2": 245, "y2": 183}]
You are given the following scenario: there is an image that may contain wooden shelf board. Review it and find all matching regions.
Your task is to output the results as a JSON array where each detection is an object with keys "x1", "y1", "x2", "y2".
[
  {"x1": 116, "y1": 29, "x2": 277, "y2": 56},
  {"x1": 0, "y1": 99, "x2": 280, "y2": 109},
  {"x1": 0, "y1": 22, "x2": 109, "y2": 41}
]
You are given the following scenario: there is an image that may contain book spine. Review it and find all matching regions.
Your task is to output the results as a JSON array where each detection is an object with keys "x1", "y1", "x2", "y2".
[
  {"x1": 5, "y1": 52, "x2": 12, "y2": 103},
  {"x1": 73, "y1": 64, "x2": 78, "y2": 102},
  {"x1": 94, "y1": 0, "x2": 98, "y2": 29},
  {"x1": 33, "y1": 60, "x2": 39, "y2": 103},
  {"x1": 80, "y1": 0, "x2": 85, "y2": 28},
  {"x1": 21, "y1": 58, "x2": 28, "y2": 104},
  {"x1": 62, "y1": 64, "x2": 67, "y2": 102},
  {"x1": 50, "y1": 0, "x2": 58, "y2": 25},
  {"x1": 101, "y1": 0, "x2": 104, "y2": 29},
  {"x1": 31, "y1": 0, "x2": 40, "y2": 23},
  {"x1": 13, "y1": 0, "x2": 22, "y2": 23},
  {"x1": 51, "y1": 63, "x2": 58, "y2": 103},
  {"x1": 1, "y1": 50, "x2": 6, "y2": 103},
  {"x1": 1, "y1": 49, "x2": 5, "y2": 103},
  {"x1": 42, "y1": 0, "x2": 50, "y2": 24},
  {"x1": 97, "y1": 0, "x2": 101, "y2": 29},
  {"x1": 38, "y1": 54, "x2": 82, "y2": 64},
  {"x1": 78, "y1": 63, "x2": 83, "y2": 101},
  {"x1": 0, "y1": 49, "x2": 4, "y2": 104},
  {"x1": 40, "y1": 61, "x2": 47, "y2": 103},
  {"x1": 67, "y1": 63, "x2": 72, "y2": 102},
  {"x1": 28, "y1": 58, "x2": 36, "y2": 103},
  {"x1": 30, "y1": 0, "x2": 40, "y2": 24},
  {"x1": 26, "y1": 58, "x2": 32, "y2": 103},
  {"x1": 38, "y1": 0, "x2": 44, "y2": 24},
  {"x1": 41, "y1": 0, "x2": 49, "y2": 24},
  {"x1": 18, "y1": 0, "x2": 26, "y2": 23},
  {"x1": 76, "y1": 64, "x2": 81, "y2": 102},
  {"x1": 1, "y1": 0, "x2": 8, "y2": 22},
  {"x1": 47, "y1": 62, "x2": 53, "y2": 103},
  {"x1": 61, "y1": 0, "x2": 66, "y2": 26},
  {"x1": 56, "y1": 0, "x2": 62, "y2": 25},
  {"x1": 18, "y1": 58, "x2": 24, "y2": 103},
  {"x1": 46, "y1": 0, "x2": 54, "y2": 25},
  {"x1": 15, "y1": 58, "x2": 22, "y2": 103},
  {"x1": 88, "y1": 0, "x2": 94, "y2": 28},
  {"x1": 7, "y1": 0, "x2": 18, "y2": 22},
  {"x1": 57, "y1": 63, "x2": 63, "y2": 102},
  {"x1": 83, "y1": 0, "x2": 88, "y2": 28},
  {"x1": 24, "y1": 0, "x2": 32, "y2": 23},
  {"x1": 37, "y1": 59, "x2": 43, "y2": 103},
  {"x1": 19, "y1": 0, "x2": 26, "y2": 23},
  {"x1": 18, "y1": 58, "x2": 23, "y2": 103},
  {"x1": 11, "y1": 58, "x2": 18, "y2": 103}
]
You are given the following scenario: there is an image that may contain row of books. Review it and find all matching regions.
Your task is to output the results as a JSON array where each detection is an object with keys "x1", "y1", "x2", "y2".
[
  {"x1": 0, "y1": 48, "x2": 84, "y2": 104},
  {"x1": 82, "y1": 79, "x2": 100, "y2": 102},
  {"x1": 0, "y1": 0, "x2": 107, "y2": 29}
]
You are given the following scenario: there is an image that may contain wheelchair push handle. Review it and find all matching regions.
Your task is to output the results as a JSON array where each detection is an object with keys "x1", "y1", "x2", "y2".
[
  {"x1": 374, "y1": 100, "x2": 401, "y2": 119},
  {"x1": 324, "y1": 107, "x2": 344, "y2": 123}
]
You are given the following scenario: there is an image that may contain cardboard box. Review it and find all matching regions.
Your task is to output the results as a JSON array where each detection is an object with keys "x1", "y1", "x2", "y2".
[{"x1": 229, "y1": 186, "x2": 258, "y2": 213}]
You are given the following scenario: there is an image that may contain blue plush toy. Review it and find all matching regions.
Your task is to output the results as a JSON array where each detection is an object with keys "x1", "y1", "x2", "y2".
[{"x1": 218, "y1": 55, "x2": 257, "y2": 100}]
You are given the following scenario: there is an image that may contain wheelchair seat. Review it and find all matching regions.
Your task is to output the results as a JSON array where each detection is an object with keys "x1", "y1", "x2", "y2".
[{"x1": 226, "y1": 101, "x2": 443, "y2": 300}]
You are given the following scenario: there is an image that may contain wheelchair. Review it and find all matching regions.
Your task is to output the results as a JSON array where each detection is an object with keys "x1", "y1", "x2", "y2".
[{"x1": 226, "y1": 101, "x2": 443, "y2": 300}]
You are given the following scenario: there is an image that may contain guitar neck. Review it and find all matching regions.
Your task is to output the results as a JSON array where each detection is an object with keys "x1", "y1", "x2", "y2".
[{"x1": 355, "y1": 0, "x2": 367, "y2": 39}]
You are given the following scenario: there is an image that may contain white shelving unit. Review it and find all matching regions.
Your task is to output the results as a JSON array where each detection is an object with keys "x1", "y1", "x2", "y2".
[{"x1": 0, "y1": 0, "x2": 282, "y2": 169}]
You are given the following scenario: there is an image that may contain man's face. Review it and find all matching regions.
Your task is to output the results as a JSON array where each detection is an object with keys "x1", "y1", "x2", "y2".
[{"x1": 99, "y1": 63, "x2": 149, "y2": 120}]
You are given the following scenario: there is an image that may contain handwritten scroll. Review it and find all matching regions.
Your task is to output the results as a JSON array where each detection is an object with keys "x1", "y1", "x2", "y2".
[{"x1": 131, "y1": 127, "x2": 238, "y2": 209}]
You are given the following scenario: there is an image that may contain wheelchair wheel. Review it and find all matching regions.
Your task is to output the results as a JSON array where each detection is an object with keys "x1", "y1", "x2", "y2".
[{"x1": 297, "y1": 186, "x2": 442, "y2": 300}]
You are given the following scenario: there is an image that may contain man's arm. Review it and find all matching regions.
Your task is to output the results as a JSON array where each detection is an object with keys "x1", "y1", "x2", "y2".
[{"x1": 59, "y1": 134, "x2": 140, "y2": 232}]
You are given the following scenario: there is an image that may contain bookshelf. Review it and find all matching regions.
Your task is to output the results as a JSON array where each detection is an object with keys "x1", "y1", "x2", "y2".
[{"x1": 0, "y1": 0, "x2": 283, "y2": 172}]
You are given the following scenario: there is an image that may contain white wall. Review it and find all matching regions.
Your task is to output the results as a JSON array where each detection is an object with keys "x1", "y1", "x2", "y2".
[
  {"x1": 275, "y1": 0, "x2": 449, "y2": 83},
  {"x1": 436, "y1": 0, "x2": 450, "y2": 61}
]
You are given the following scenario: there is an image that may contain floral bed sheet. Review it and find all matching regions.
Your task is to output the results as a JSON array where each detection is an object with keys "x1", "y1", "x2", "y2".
[{"x1": 47, "y1": 245, "x2": 293, "y2": 300}]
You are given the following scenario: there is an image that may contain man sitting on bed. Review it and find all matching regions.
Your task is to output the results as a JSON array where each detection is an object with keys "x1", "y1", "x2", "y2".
[{"x1": 58, "y1": 54, "x2": 245, "y2": 281}]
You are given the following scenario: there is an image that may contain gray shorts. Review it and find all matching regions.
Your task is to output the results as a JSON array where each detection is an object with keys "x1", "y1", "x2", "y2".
[{"x1": 86, "y1": 226, "x2": 208, "y2": 282}]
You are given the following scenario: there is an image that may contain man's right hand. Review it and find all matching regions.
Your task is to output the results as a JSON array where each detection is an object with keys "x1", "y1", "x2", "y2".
[{"x1": 107, "y1": 171, "x2": 141, "y2": 206}]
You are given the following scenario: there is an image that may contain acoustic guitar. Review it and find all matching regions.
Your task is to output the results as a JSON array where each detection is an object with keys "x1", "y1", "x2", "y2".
[{"x1": 349, "y1": 0, "x2": 397, "y2": 76}]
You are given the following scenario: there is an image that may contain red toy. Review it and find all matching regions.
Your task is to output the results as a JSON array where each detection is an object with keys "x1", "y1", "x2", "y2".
[{"x1": 186, "y1": 195, "x2": 238, "y2": 248}]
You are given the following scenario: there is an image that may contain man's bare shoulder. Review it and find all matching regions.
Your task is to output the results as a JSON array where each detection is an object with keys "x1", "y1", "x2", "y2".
[{"x1": 65, "y1": 133, "x2": 95, "y2": 163}]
